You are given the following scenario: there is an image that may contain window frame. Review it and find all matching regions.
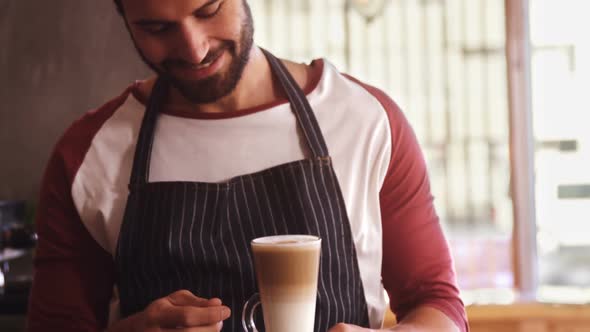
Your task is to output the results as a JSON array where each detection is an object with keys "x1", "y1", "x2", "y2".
[{"x1": 504, "y1": 0, "x2": 539, "y2": 300}]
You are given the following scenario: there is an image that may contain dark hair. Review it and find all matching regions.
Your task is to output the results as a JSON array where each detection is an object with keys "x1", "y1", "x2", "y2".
[{"x1": 114, "y1": 0, "x2": 124, "y2": 15}]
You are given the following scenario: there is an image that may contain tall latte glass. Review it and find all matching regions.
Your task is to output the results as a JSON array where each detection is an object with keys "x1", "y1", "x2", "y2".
[{"x1": 242, "y1": 235, "x2": 321, "y2": 332}]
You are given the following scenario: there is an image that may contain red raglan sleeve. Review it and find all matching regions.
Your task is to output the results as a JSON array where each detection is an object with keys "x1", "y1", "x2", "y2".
[
  {"x1": 25, "y1": 90, "x2": 131, "y2": 331},
  {"x1": 368, "y1": 89, "x2": 469, "y2": 331},
  {"x1": 26, "y1": 142, "x2": 116, "y2": 331}
]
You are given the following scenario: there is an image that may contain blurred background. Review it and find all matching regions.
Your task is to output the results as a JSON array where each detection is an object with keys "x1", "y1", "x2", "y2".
[{"x1": 1, "y1": 0, "x2": 589, "y2": 331}]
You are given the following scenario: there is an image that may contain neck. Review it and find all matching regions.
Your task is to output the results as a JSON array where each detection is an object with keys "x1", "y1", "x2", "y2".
[{"x1": 166, "y1": 46, "x2": 278, "y2": 114}]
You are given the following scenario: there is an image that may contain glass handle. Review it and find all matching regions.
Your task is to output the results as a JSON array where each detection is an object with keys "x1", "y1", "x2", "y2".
[{"x1": 241, "y1": 293, "x2": 261, "y2": 332}]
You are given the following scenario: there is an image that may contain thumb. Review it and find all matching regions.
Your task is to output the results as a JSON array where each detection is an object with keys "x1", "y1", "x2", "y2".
[
  {"x1": 328, "y1": 323, "x2": 374, "y2": 332},
  {"x1": 166, "y1": 290, "x2": 211, "y2": 307}
]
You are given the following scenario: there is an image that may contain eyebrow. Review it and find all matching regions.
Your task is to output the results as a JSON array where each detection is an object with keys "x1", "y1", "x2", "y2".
[{"x1": 131, "y1": 0, "x2": 219, "y2": 25}]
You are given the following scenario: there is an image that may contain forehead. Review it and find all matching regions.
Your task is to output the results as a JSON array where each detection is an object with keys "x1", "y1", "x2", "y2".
[{"x1": 122, "y1": 0, "x2": 217, "y2": 19}]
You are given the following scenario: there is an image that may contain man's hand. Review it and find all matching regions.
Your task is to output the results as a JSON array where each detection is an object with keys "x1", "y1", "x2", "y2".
[
  {"x1": 108, "y1": 290, "x2": 231, "y2": 332},
  {"x1": 328, "y1": 323, "x2": 373, "y2": 331},
  {"x1": 328, "y1": 305, "x2": 462, "y2": 332},
  {"x1": 328, "y1": 323, "x2": 415, "y2": 332}
]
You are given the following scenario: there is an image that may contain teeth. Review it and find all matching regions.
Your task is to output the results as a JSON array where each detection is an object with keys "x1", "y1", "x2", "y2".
[{"x1": 194, "y1": 61, "x2": 213, "y2": 70}]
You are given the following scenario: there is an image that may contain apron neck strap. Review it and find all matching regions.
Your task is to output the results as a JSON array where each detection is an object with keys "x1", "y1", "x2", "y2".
[
  {"x1": 129, "y1": 50, "x2": 329, "y2": 187},
  {"x1": 129, "y1": 77, "x2": 168, "y2": 188},
  {"x1": 261, "y1": 49, "x2": 329, "y2": 158}
]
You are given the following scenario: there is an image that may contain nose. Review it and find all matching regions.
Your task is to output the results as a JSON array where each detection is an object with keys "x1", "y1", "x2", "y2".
[{"x1": 175, "y1": 20, "x2": 209, "y2": 64}]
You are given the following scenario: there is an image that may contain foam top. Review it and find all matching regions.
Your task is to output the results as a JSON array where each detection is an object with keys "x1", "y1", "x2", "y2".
[{"x1": 251, "y1": 235, "x2": 320, "y2": 247}]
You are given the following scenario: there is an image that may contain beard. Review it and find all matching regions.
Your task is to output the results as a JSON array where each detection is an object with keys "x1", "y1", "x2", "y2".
[{"x1": 131, "y1": 2, "x2": 255, "y2": 104}]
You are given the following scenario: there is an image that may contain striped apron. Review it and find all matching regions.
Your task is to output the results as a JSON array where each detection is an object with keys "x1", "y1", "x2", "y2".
[{"x1": 115, "y1": 50, "x2": 370, "y2": 331}]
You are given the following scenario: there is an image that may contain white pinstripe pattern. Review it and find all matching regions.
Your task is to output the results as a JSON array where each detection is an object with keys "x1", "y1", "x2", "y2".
[
  {"x1": 177, "y1": 183, "x2": 189, "y2": 286},
  {"x1": 267, "y1": 173, "x2": 290, "y2": 233},
  {"x1": 232, "y1": 188, "x2": 256, "y2": 283},
  {"x1": 126, "y1": 194, "x2": 141, "y2": 307},
  {"x1": 259, "y1": 175, "x2": 289, "y2": 234},
  {"x1": 239, "y1": 177, "x2": 259, "y2": 237},
  {"x1": 197, "y1": 186, "x2": 209, "y2": 293},
  {"x1": 130, "y1": 192, "x2": 146, "y2": 304},
  {"x1": 289, "y1": 164, "x2": 328, "y2": 331},
  {"x1": 134, "y1": 190, "x2": 150, "y2": 300},
  {"x1": 208, "y1": 188, "x2": 221, "y2": 296},
  {"x1": 167, "y1": 185, "x2": 183, "y2": 290},
  {"x1": 188, "y1": 185, "x2": 198, "y2": 267},
  {"x1": 122, "y1": 193, "x2": 139, "y2": 278},
  {"x1": 225, "y1": 201, "x2": 242, "y2": 332},
  {"x1": 321, "y1": 164, "x2": 353, "y2": 316},
  {"x1": 300, "y1": 162, "x2": 336, "y2": 326},
  {"x1": 331, "y1": 165, "x2": 367, "y2": 320},
  {"x1": 158, "y1": 187, "x2": 170, "y2": 294},
  {"x1": 144, "y1": 189, "x2": 159, "y2": 299},
  {"x1": 116, "y1": 53, "x2": 370, "y2": 327},
  {"x1": 278, "y1": 168, "x2": 298, "y2": 225},
  {"x1": 218, "y1": 197, "x2": 235, "y2": 331},
  {"x1": 249, "y1": 175, "x2": 278, "y2": 235},
  {"x1": 308, "y1": 160, "x2": 345, "y2": 323},
  {"x1": 152, "y1": 189, "x2": 165, "y2": 298},
  {"x1": 119, "y1": 167, "x2": 369, "y2": 324}
]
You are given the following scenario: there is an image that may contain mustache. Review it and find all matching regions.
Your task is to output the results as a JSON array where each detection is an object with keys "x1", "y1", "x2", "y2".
[{"x1": 162, "y1": 45, "x2": 229, "y2": 69}]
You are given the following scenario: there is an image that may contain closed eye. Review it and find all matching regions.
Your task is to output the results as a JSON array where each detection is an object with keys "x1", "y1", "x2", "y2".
[
  {"x1": 195, "y1": 0, "x2": 224, "y2": 19},
  {"x1": 132, "y1": 0, "x2": 224, "y2": 34},
  {"x1": 138, "y1": 22, "x2": 174, "y2": 34}
]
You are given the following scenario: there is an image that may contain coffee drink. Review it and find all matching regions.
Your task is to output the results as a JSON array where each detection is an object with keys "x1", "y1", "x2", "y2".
[{"x1": 250, "y1": 235, "x2": 321, "y2": 332}]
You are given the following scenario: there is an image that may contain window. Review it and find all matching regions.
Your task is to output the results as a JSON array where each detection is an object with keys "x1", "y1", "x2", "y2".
[
  {"x1": 249, "y1": 0, "x2": 588, "y2": 305},
  {"x1": 530, "y1": 0, "x2": 590, "y2": 304}
]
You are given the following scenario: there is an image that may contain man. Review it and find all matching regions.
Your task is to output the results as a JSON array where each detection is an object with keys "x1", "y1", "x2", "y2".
[{"x1": 26, "y1": 0, "x2": 469, "y2": 331}]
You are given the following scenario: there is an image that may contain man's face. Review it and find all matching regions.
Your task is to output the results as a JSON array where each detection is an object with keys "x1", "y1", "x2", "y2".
[{"x1": 121, "y1": 0, "x2": 254, "y2": 104}]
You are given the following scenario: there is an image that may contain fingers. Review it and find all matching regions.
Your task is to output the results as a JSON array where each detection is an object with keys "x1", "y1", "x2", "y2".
[
  {"x1": 143, "y1": 290, "x2": 230, "y2": 329},
  {"x1": 166, "y1": 290, "x2": 212, "y2": 307},
  {"x1": 328, "y1": 323, "x2": 373, "y2": 332},
  {"x1": 158, "y1": 304, "x2": 231, "y2": 328},
  {"x1": 328, "y1": 323, "x2": 353, "y2": 332},
  {"x1": 161, "y1": 321, "x2": 223, "y2": 332},
  {"x1": 206, "y1": 298, "x2": 222, "y2": 306}
]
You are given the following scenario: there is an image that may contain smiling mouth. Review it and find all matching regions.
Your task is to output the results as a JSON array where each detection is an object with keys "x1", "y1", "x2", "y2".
[
  {"x1": 165, "y1": 50, "x2": 227, "y2": 81},
  {"x1": 175, "y1": 48, "x2": 225, "y2": 70},
  {"x1": 189, "y1": 57, "x2": 218, "y2": 70}
]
